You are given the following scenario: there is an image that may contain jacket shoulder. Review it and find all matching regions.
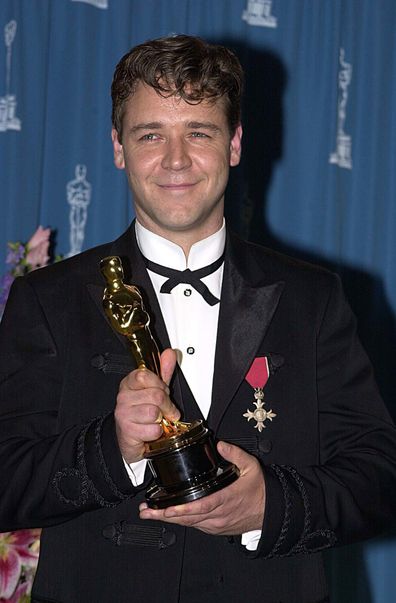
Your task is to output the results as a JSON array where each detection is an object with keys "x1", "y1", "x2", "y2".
[{"x1": 230, "y1": 232, "x2": 338, "y2": 290}]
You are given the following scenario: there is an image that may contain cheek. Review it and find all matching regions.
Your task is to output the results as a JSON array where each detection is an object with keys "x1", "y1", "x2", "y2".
[
  {"x1": 210, "y1": 156, "x2": 231, "y2": 185},
  {"x1": 124, "y1": 149, "x2": 159, "y2": 174},
  {"x1": 126, "y1": 165, "x2": 154, "y2": 192},
  {"x1": 197, "y1": 151, "x2": 229, "y2": 175}
]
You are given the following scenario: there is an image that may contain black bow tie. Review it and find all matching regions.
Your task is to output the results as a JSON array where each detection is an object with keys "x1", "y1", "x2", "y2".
[{"x1": 143, "y1": 252, "x2": 225, "y2": 306}]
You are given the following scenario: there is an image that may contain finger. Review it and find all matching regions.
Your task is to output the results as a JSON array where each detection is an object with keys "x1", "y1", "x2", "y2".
[
  {"x1": 115, "y1": 400, "x2": 164, "y2": 443},
  {"x1": 117, "y1": 382, "x2": 169, "y2": 411},
  {"x1": 139, "y1": 507, "x2": 166, "y2": 521},
  {"x1": 139, "y1": 507, "x2": 204, "y2": 526},
  {"x1": 118, "y1": 375, "x2": 179, "y2": 425},
  {"x1": 166, "y1": 488, "x2": 224, "y2": 516},
  {"x1": 117, "y1": 421, "x2": 163, "y2": 450},
  {"x1": 139, "y1": 490, "x2": 222, "y2": 520},
  {"x1": 118, "y1": 400, "x2": 164, "y2": 425},
  {"x1": 160, "y1": 348, "x2": 177, "y2": 385},
  {"x1": 121, "y1": 367, "x2": 169, "y2": 393}
]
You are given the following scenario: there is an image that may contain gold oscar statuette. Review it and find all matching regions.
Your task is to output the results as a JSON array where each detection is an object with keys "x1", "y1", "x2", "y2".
[{"x1": 100, "y1": 255, "x2": 239, "y2": 508}]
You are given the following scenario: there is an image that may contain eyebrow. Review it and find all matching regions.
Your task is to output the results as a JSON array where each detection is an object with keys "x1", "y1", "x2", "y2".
[
  {"x1": 129, "y1": 122, "x2": 163, "y2": 133},
  {"x1": 186, "y1": 121, "x2": 221, "y2": 132},
  {"x1": 129, "y1": 121, "x2": 222, "y2": 134}
]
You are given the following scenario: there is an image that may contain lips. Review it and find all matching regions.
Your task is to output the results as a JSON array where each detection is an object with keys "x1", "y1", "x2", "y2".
[{"x1": 157, "y1": 182, "x2": 196, "y2": 190}]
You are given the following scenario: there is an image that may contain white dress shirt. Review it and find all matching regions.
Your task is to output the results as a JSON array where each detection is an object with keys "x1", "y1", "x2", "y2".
[
  {"x1": 124, "y1": 220, "x2": 260, "y2": 551},
  {"x1": 136, "y1": 219, "x2": 224, "y2": 416}
]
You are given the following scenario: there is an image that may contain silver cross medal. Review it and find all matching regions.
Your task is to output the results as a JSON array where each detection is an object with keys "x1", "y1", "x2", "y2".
[{"x1": 243, "y1": 387, "x2": 276, "y2": 432}]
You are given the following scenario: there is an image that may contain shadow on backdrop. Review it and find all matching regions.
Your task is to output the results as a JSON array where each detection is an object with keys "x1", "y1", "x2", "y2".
[{"x1": 219, "y1": 38, "x2": 396, "y2": 603}]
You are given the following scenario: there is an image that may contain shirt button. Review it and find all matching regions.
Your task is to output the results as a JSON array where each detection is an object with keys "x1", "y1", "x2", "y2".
[
  {"x1": 187, "y1": 347, "x2": 195, "y2": 355},
  {"x1": 184, "y1": 288, "x2": 192, "y2": 296}
]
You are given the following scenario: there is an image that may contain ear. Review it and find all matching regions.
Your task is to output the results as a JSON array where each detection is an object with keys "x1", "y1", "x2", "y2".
[
  {"x1": 111, "y1": 128, "x2": 125, "y2": 170},
  {"x1": 229, "y1": 124, "x2": 242, "y2": 167}
]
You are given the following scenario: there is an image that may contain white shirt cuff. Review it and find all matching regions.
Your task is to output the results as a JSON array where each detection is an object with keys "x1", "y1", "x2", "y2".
[
  {"x1": 123, "y1": 458, "x2": 148, "y2": 486},
  {"x1": 240, "y1": 529, "x2": 262, "y2": 551}
]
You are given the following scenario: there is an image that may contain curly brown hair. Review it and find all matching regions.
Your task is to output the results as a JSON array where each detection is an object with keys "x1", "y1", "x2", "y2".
[{"x1": 111, "y1": 34, "x2": 243, "y2": 142}]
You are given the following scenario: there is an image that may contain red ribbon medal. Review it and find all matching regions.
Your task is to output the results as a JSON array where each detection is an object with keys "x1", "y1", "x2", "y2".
[{"x1": 243, "y1": 357, "x2": 276, "y2": 432}]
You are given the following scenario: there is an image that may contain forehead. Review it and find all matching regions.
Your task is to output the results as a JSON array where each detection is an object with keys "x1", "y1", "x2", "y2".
[{"x1": 122, "y1": 82, "x2": 228, "y2": 126}]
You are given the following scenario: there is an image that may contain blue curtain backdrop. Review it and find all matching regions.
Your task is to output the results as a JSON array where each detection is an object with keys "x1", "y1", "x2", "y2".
[{"x1": 1, "y1": 1, "x2": 395, "y2": 601}]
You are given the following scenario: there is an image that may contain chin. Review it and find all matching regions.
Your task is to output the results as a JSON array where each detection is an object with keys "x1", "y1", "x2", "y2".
[
  {"x1": 154, "y1": 213, "x2": 201, "y2": 232},
  {"x1": 160, "y1": 221, "x2": 198, "y2": 233}
]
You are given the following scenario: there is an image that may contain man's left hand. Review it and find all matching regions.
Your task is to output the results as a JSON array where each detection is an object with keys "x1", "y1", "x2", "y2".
[{"x1": 139, "y1": 441, "x2": 265, "y2": 535}]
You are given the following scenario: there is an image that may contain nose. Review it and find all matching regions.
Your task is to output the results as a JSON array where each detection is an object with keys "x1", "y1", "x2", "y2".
[{"x1": 161, "y1": 136, "x2": 192, "y2": 171}]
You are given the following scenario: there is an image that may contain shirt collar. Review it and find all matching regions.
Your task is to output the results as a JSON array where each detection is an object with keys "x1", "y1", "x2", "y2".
[{"x1": 135, "y1": 219, "x2": 226, "y2": 271}]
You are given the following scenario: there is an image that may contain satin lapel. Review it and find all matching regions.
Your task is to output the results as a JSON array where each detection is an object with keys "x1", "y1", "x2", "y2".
[
  {"x1": 209, "y1": 239, "x2": 284, "y2": 431},
  {"x1": 86, "y1": 223, "x2": 185, "y2": 411}
]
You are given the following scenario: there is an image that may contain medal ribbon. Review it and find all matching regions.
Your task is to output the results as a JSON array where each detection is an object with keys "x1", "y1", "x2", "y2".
[{"x1": 245, "y1": 357, "x2": 269, "y2": 389}]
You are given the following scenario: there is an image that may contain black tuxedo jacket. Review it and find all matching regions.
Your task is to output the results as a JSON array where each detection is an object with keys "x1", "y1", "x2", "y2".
[{"x1": 1, "y1": 224, "x2": 395, "y2": 603}]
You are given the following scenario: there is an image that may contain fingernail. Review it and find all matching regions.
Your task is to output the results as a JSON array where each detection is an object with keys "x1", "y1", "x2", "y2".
[{"x1": 219, "y1": 441, "x2": 230, "y2": 454}]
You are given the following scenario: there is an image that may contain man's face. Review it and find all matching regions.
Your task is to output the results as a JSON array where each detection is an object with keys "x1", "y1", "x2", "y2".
[{"x1": 112, "y1": 82, "x2": 242, "y2": 245}]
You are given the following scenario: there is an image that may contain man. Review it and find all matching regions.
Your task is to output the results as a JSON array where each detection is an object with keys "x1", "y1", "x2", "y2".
[{"x1": 0, "y1": 35, "x2": 395, "y2": 603}]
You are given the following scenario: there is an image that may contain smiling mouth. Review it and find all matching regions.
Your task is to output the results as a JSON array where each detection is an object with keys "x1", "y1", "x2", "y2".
[{"x1": 158, "y1": 182, "x2": 196, "y2": 190}]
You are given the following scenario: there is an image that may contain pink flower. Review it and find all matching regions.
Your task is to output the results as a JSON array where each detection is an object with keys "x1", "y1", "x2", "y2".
[
  {"x1": 26, "y1": 226, "x2": 51, "y2": 270},
  {"x1": 0, "y1": 530, "x2": 40, "y2": 599},
  {"x1": 1, "y1": 580, "x2": 28, "y2": 603}
]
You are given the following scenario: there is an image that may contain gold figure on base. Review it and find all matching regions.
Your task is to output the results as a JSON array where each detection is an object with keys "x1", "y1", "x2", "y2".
[{"x1": 100, "y1": 255, "x2": 189, "y2": 438}]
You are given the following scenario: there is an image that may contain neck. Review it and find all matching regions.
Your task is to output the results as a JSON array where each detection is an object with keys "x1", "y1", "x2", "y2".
[{"x1": 136, "y1": 219, "x2": 224, "y2": 259}]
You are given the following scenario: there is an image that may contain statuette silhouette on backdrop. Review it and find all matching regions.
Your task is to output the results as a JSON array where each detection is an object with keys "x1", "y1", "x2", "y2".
[
  {"x1": 0, "y1": 20, "x2": 21, "y2": 132},
  {"x1": 329, "y1": 48, "x2": 353, "y2": 170},
  {"x1": 242, "y1": 0, "x2": 277, "y2": 28},
  {"x1": 66, "y1": 164, "x2": 91, "y2": 258},
  {"x1": 71, "y1": 0, "x2": 109, "y2": 9}
]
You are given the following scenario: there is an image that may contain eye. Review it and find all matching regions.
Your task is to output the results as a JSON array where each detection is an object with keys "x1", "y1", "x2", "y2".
[
  {"x1": 140, "y1": 133, "x2": 160, "y2": 141},
  {"x1": 190, "y1": 131, "x2": 209, "y2": 138}
]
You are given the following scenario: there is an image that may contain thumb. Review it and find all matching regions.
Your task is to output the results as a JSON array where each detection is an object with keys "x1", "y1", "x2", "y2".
[
  {"x1": 217, "y1": 441, "x2": 249, "y2": 471},
  {"x1": 160, "y1": 348, "x2": 177, "y2": 386}
]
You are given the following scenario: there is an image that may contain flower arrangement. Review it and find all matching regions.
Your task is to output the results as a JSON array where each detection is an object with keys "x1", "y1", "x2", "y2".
[
  {"x1": 0, "y1": 226, "x2": 51, "y2": 320},
  {"x1": 0, "y1": 226, "x2": 51, "y2": 600},
  {"x1": 0, "y1": 530, "x2": 41, "y2": 602}
]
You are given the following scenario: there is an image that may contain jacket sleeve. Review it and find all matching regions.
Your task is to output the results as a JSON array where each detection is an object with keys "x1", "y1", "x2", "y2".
[
  {"x1": 0, "y1": 276, "x2": 140, "y2": 532},
  {"x1": 249, "y1": 274, "x2": 396, "y2": 558}
]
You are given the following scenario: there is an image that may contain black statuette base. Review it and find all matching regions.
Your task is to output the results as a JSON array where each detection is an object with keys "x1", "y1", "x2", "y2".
[{"x1": 144, "y1": 420, "x2": 240, "y2": 509}]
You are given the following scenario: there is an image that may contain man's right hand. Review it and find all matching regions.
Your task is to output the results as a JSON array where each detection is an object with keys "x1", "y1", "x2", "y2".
[{"x1": 114, "y1": 348, "x2": 180, "y2": 463}]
